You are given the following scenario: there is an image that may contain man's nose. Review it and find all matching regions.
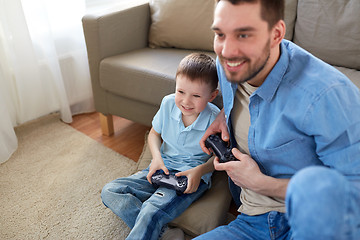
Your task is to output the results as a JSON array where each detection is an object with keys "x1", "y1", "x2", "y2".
[{"x1": 221, "y1": 38, "x2": 239, "y2": 59}]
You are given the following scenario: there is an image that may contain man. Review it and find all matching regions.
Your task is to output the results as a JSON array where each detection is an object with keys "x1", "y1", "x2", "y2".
[{"x1": 196, "y1": 0, "x2": 360, "y2": 239}]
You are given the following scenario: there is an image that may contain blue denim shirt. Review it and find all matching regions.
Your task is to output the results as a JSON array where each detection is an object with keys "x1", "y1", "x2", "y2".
[{"x1": 217, "y1": 40, "x2": 360, "y2": 186}]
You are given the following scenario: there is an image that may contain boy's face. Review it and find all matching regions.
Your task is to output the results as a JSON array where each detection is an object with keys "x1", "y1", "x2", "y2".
[{"x1": 175, "y1": 75, "x2": 217, "y2": 119}]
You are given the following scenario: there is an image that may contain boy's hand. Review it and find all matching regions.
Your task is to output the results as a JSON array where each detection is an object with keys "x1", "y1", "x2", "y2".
[
  {"x1": 147, "y1": 159, "x2": 169, "y2": 184},
  {"x1": 200, "y1": 109, "x2": 229, "y2": 155},
  {"x1": 175, "y1": 169, "x2": 202, "y2": 194}
]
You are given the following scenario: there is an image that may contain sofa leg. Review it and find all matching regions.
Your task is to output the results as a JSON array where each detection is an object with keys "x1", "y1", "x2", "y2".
[{"x1": 99, "y1": 113, "x2": 114, "y2": 136}]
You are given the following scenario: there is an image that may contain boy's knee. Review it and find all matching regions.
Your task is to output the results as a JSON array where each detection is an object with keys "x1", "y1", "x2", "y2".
[
  {"x1": 100, "y1": 181, "x2": 125, "y2": 207},
  {"x1": 100, "y1": 183, "x2": 112, "y2": 207}
]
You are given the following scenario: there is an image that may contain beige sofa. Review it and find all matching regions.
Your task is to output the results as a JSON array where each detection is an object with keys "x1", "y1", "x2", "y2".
[
  {"x1": 82, "y1": 0, "x2": 359, "y2": 136},
  {"x1": 82, "y1": 0, "x2": 360, "y2": 237}
]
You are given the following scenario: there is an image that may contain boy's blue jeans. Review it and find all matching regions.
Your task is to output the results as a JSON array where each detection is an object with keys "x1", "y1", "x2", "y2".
[
  {"x1": 101, "y1": 169, "x2": 209, "y2": 240},
  {"x1": 195, "y1": 166, "x2": 360, "y2": 240}
]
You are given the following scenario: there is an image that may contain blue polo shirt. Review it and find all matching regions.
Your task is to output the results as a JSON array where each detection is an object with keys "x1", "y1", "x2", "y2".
[
  {"x1": 218, "y1": 39, "x2": 360, "y2": 187},
  {"x1": 152, "y1": 93, "x2": 220, "y2": 184}
]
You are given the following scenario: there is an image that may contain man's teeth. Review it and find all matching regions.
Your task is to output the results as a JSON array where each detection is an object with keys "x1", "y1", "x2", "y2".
[{"x1": 227, "y1": 61, "x2": 242, "y2": 67}]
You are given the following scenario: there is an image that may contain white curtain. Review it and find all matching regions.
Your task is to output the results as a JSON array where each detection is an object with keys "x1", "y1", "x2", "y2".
[{"x1": 0, "y1": 0, "x2": 97, "y2": 163}]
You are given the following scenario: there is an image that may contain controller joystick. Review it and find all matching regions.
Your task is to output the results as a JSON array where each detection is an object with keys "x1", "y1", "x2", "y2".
[{"x1": 205, "y1": 134, "x2": 237, "y2": 163}]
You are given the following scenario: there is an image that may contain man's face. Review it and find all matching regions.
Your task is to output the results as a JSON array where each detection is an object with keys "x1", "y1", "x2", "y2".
[{"x1": 212, "y1": 1, "x2": 272, "y2": 86}]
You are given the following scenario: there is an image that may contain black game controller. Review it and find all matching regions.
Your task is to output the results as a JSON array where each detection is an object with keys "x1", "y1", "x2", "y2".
[
  {"x1": 151, "y1": 170, "x2": 188, "y2": 195},
  {"x1": 205, "y1": 134, "x2": 237, "y2": 163}
]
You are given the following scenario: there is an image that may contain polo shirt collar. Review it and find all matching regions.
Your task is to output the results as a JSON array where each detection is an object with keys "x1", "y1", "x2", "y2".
[
  {"x1": 171, "y1": 103, "x2": 212, "y2": 131},
  {"x1": 254, "y1": 40, "x2": 290, "y2": 103}
]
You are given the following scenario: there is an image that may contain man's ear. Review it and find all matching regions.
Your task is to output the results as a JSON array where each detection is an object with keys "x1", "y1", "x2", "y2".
[
  {"x1": 209, "y1": 89, "x2": 219, "y2": 102},
  {"x1": 271, "y1": 19, "x2": 286, "y2": 48}
]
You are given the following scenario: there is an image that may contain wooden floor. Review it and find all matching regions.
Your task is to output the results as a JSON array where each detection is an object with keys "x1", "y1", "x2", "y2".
[{"x1": 68, "y1": 112, "x2": 151, "y2": 162}]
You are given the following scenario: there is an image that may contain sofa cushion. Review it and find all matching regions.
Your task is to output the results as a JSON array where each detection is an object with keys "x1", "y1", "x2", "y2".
[
  {"x1": 135, "y1": 132, "x2": 232, "y2": 237},
  {"x1": 335, "y1": 67, "x2": 360, "y2": 90},
  {"x1": 148, "y1": 0, "x2": 215, "y2": 51},
  {"x1": 100, "y1": 48, "x2": 216, "y2": 107},
  {"x1": 293, "y1": 0, "x2": 360, "y2": 70},
  {"x1": 283, "y1": 0, "x2": 298, "y2": 41}
]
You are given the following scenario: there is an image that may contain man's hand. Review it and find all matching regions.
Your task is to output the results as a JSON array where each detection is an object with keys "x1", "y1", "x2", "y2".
[
  {"x1": 214, "y1": 148, "x2": 262, "y2": 189},
  {"x1": 200, "y1": 109, "x2": 229, "y2": 154},
  {"x1": 214, "y1": 148, "x2": 289, "y2": 200}
]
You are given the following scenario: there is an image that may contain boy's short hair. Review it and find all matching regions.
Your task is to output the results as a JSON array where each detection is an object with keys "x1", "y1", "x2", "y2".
[
  {"x1": 176, "y1": 53, "x2": 218, "y2": 91},
  {"x1": 215, "y1": 0, "x2": 284, "y2": 30}
]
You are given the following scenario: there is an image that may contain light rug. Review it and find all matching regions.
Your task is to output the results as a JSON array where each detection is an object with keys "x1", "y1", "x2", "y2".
[{"x1": 0, "y1": 114, "x2": 134, "y2": 239}]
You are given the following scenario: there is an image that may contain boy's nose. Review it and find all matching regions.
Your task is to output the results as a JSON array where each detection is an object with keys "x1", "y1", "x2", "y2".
[{"x1": 183, "y1": 96, "x2": 191, "y2": 105}]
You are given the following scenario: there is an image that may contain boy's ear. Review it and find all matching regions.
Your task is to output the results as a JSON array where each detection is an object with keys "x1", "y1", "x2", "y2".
[{"x1": 209, "y1": 89, "x2": 219, "y2": 102}]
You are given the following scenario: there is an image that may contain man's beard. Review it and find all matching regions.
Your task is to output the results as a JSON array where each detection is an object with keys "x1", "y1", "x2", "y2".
[{"x1": 221, "y1": 40, "x2": 270, "y2": 84}]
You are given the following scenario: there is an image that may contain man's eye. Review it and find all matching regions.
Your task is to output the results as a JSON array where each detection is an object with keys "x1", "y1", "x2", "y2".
[
  {"x1": 238, "y1": 34, "x2": 249, "y2": 39},
  {"x1": 215, "y1": 32, "x2": 224, "y2": 39}
]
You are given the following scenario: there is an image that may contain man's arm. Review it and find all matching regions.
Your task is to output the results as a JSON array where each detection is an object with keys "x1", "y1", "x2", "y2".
[
  {"x1": 199, "y1": 109, "x2": 289, "y2": 198},
  {"x1": 200, "y1": 109, "x2": 230, "y2": 154}
]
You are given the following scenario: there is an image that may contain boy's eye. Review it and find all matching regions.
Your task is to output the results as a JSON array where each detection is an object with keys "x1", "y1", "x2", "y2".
[
  {"x1": 193, "y1": 95, "x2": 201, "y2": 98},
  {"x1": 178, "y1": 90, "x2": 184, "y2": 94}
]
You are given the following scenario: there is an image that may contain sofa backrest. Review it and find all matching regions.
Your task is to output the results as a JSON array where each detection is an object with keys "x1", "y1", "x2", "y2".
[
  {"x1": 283, "y1": 0, "x2": 298, "y2": 41},
  {"x1": 293, "y1": 0, "x2": 360, "y2": 70},
  {"x1": 147, "y1": 0, "x2": 359, "y2": 72},
  {"x1": 147, "y1": 0, "x2": 299, "y2": 51},
  {"x1": 148, "y1": 0, "x2": 215, "y2": 51}
]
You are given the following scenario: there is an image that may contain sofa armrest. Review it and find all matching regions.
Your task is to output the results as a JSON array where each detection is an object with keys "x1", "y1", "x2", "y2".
[
  {"x1": 82, "y1": 2, "x2": 150, "y2": 61},
  {"x1": 82, "y1": 1, "x2": 150, "y2": 114}
]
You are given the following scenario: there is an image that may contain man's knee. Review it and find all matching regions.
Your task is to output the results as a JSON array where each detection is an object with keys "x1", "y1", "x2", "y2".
[
  {"x1": 287, "y1": 166, "x2": 345, "y2": 202},
  {"x1": 286, "y1": 166, "x2": 349, "y2": 238}
]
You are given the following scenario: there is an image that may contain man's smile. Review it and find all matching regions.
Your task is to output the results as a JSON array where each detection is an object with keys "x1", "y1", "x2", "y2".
[{"x1": 224, "y1": 58, "x2": 248, "y2": 73}]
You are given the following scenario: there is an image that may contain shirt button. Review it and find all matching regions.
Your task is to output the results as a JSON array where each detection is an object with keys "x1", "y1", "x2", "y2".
[{"x1": 225, "y1": 115, "x2": 228, "y2": 119}]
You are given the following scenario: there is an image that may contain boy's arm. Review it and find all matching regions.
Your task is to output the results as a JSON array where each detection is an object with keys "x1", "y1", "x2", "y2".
[
  {"x1": 176, "y1": 156, "x2": 215, "y2": 194},
  {"x1": 190, "y1": 156, "x2": 215, "y2": 177},
  {"x1": 146, "y1": 127, "x2": 169, "y2": 183}
]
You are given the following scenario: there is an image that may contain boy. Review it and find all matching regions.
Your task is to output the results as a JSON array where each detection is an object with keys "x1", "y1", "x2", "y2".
[{"x1": 101, "y1": 53, "x2": 220, "y2": 240}]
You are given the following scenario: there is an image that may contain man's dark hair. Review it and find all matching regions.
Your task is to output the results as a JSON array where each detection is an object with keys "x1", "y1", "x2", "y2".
[
  {"x1": 176, "y1": 53, "x2": 218, "y2": 92},
  {"x1": 216, "y1": 0, "x2": 285, "y2": 29}
]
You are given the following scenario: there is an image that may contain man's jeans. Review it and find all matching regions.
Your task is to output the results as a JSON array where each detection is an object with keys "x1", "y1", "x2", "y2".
[
  {"x1": 195, "y1": 166, "x2": 360, "y2": 240},
  {"x1": 101, "y1": 169, "x2": 209, "y2": 240}
]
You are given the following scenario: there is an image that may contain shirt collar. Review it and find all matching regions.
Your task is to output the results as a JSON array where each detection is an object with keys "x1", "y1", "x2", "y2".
[
  {"x1": 171, "y1": 103, "x2": 212, "y2": 131},
  {"x1": 254, "y1": 40, "x2": 290, "y2": 102}
]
